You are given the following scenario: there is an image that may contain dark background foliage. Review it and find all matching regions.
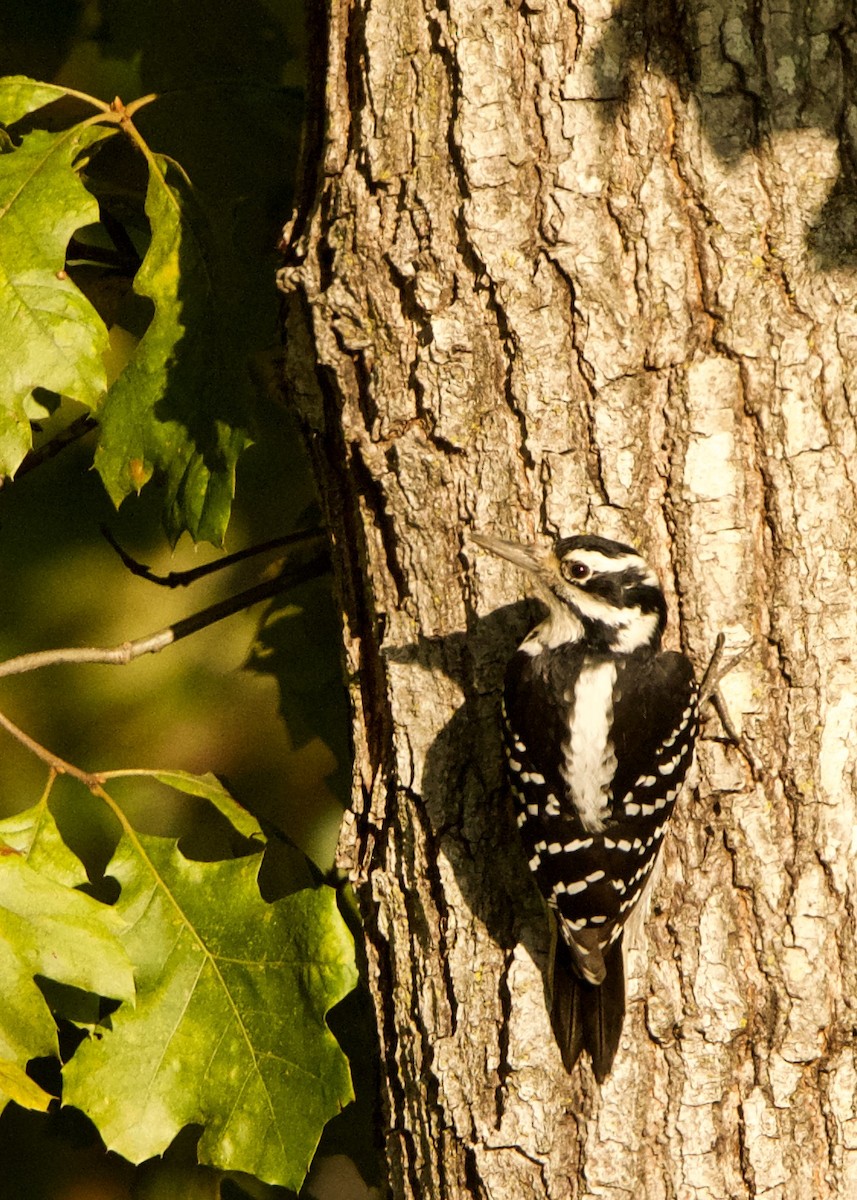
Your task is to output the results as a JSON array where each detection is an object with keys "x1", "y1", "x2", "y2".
[{"x1": 0, "y1": 2, "x2": 377, "y2": 1196}]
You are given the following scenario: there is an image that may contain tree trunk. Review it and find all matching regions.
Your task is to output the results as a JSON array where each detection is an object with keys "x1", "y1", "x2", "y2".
[{"x1": 280, "y1": 2, "x2": 857, "y2": 1196}]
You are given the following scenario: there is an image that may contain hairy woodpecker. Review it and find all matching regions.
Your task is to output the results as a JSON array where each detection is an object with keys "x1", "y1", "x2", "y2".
[{"x1": 473, "y1": 531, "x2": 698, "y2": 1080}]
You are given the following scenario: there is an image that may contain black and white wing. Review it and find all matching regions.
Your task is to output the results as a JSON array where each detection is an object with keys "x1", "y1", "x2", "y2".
[{"x1": 502, "y1": 645, "x2": 698, "y2": 1077}]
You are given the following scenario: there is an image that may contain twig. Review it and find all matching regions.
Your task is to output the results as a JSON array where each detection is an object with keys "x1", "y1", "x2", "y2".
[
  {"x1": 0, "y1": 713, "x2": 170, "y2": 844},
  {"x1": 0, "y1": 544, "x2": 329, "y2": 814},
  {"x1": 101, "y1": 525, "x2": 325, "y2": 587},
  {"x1": 3, "y1": 415, "x2": 98, "y2": 483},
  {"x1": 0, "y1": 711, "x2": 99, "y2": 789},
  {"x1": 0, "y1": 552, "x2": 328, "y2": 680}
]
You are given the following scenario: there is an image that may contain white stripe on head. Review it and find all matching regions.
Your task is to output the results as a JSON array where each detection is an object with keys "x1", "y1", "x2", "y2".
[
  {"x1": 560, "y1": 548, "x2": 658, "y2": 587},
  {"x1": 556, "y1": 585, "x2": 622, "y2": 625},
  {"x1": 520, "y1": 583, "x2": 660, "y2": 653},
  {"x1": 554, "y1": 585, "x2": 660, "y2": 649},
  {"x1": 612, "y1": 608, "x2": 662, "y2": 653},
  {"x1": 548, "y1": 553, "x2": 663, "y2": 651}
]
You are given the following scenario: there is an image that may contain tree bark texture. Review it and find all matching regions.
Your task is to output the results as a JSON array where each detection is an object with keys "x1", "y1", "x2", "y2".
[{"x1": 281, "y1": 2, "x2": 857, "y2": 1197}]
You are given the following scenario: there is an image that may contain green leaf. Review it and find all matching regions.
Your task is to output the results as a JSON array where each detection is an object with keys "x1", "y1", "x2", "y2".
[
  {"x1": 0, "y1": 850, "x2": 135, "y2": 1116},
  {"x1": 0, "y1": 76, "x2": 73, "y2": 125},
  {"x1": 94, "y1": 153, "x2": 251, "y2": 545},
  {"x1": 104, "y1": 769, "x2": 264, "y2": 842},
  {"x1": 0, "y1": 122, "x2": 111, "y2": 475},
  {"x1": 63, "y1": 833, "x2": 356, "y2": 1189},
  {"x1": 0, "y1": 932, "x2": 58, "y2": 1111},
  {"x1": 0, "y1": 854, "x2": 134, "y2": 999},
  {"x1": 0, "y1": 797, "x2": 88, "y2": 887}
]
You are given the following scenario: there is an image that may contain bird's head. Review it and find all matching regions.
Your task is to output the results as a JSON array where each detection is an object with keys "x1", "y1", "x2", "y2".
[{"x1": 472, "y1": 531, "x2": 667, "y2": 654}]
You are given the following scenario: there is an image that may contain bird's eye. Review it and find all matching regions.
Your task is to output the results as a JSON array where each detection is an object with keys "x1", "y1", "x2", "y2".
[{"x1": 566, "y1": 560, "x2": 590, "y2": 580}]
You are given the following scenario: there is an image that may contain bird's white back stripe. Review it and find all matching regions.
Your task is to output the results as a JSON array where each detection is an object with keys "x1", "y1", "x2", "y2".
[{"x1": 562, "y1": 660, "x2": 617, "y2": 832}]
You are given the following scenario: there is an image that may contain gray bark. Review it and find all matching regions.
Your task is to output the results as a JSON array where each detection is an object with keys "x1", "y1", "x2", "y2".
[{"x1": 281, "y1": 2, "x2": 857, "y2": 1197}]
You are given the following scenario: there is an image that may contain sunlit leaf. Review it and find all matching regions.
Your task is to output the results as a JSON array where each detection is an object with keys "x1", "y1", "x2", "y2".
[
  {"x1": 0, "y1": 933, "x2": 57, "y2": 1113},
  {"x1": 94, "y1": 153, "x2": 251, "y2": 545},
  {"x1": 0, "y1": 1059, "x2": 53, "y2": 1112},
  {"x1": 0, "y1": 122, "x2": 112, "y2": 475},
  {"x1": 0, "y1": 76, "x2": 74, "y2": 125},
  {"x1": 0, "y1": 852, "x2": 135, "y2": 1116},
  {"x1": 64, "y1": 832, "x2": 356, "y2": 1189},
  {"x1": 0, "y1": 854, "x2": 134, "y2": 999},
  {"x1": 0, "y1": 796, "x2": 87, "y2": 887}
]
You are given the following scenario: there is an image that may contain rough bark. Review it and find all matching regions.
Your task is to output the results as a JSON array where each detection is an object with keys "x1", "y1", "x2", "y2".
[{"x1": 280, "y1": 2, "x2": 857, "y2": 1197}]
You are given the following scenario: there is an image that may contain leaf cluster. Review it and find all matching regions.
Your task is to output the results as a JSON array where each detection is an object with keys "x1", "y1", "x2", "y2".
[
  {"x1": 0, "y1": 770, "x2": 356, "y2": 1191},
  {"x1": 0, "y1": 75, "x2": 267, "y2": 545},
  {"x1": 0, "y1": 39, "x2": 364, "y2": 1195}
]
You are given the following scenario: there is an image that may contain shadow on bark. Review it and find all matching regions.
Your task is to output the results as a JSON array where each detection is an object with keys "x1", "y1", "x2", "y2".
[
  {"x1": 387, "y1": 600, "x2": 561, "y2": 1073},
  {"x1": 591, "y1": 0, "x2": 857, "y2": 267}
]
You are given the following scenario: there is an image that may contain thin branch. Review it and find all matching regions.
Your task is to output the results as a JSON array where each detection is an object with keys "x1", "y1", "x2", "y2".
[
  {"x1": 0, "y1": 553, "x2": 328, "y2": 680},
  {"x1": 118, "y1": 93, "x2": 159, "y2": 119},
  {"x1": 0, "y1": 708, "x2": 99, "y2": 788},
  {"x1": 0, "y1": 710, "x2": 142, "y2": 842},
  {"x1": 101, "y1": 525, "x2": 325, "y2": 587}
]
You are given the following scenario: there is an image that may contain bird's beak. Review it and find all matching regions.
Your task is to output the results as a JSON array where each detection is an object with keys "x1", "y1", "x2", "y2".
[{"x1": 470, "y1": 532, "x2": 556, "y2": 578}]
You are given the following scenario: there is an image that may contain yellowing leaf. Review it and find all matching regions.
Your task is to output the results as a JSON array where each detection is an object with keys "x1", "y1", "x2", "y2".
[
  {"x1": 0, "y1": 855, "x2": 134, "y2": 1000},
  {"x1": 103, "y1": 324, "x2": 140, "y2": 386},
  {"x1": 0, "y1": 797, "x2": 88, "y2": 887},
  {"x1": 0, "y1": 847, "x2": 135, "y2": 1117},
  {"x1": 0, "y1": 1059, "x2": 53, "y2": 1112}
]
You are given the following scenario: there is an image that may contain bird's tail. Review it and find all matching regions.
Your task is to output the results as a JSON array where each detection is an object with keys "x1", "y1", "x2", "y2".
[{"x1": 550, "y1": 933, "x2": 625, "y2": 1082}]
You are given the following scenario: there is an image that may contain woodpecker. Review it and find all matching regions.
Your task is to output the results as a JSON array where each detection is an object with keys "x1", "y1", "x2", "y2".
[{"x1": 472, "y1": 531, "x2": 698, "y2": 1080}]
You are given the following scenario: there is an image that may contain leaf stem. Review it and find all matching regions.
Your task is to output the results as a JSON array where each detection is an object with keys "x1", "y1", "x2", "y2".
[
  {"x1": 108, "y1": 99, "x2": 162, "y2": 174},
  {"x1": 0, "y1": 706, "x2": 136, "y2": 851},
  {"x1": 57, "y1": 86, "x2": 113, "y2": 114},
  {"x1": 121, "y1": 94, "x2": 159, "y2": 119}
]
